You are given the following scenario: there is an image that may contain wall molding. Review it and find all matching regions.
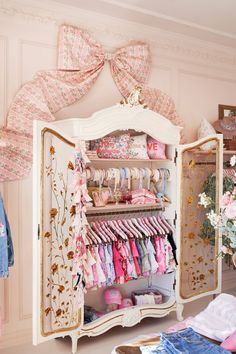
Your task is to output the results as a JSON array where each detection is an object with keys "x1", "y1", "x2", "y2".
[
  {"x1": 0, "y1": 0, "x2": 236, "y2": 71},
  {"x1": 18, "y1": 180, "x2": 32, "y2": 321},
  {"x1": 222, "y1": 268, "x2": 236, "y2": 291},
  {"x1": 0, "y1": 35, "x2": 7, "y2": 124},
  {"x1": 18, "y1": 39, "x2": 56, "y2": 85},
  {"x1": 0, "y1": 327, "x2": 31, "y2": 349}
]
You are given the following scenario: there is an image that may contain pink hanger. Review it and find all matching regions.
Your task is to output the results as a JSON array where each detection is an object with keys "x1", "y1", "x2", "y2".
[
  {"x1": 126, "y1": 219, "x2": 143, "y2": 238},
  {"x1": 160, "y1": 215, "x2": 175, "y2": 234},
  {"x1": 112, "y1": 220, "x2": 128, "y2": 240},
  {"x1": 137, "y1": 217, "x2": 153, "y2": 236},
  {"x1": 94, "y1": 221, "x2": 111, "y2": 242},
  {"x1": 149, "y1": 216, "x2": 164, "y2": 235},
  {"x1": 87, "y1": 225, "x2": 100, "y2": 244},
  {"x1": 143, "y1": 217, "x2": 157, "y2": 236},
  {"x1": 157, "y1": 216, "x2": 169, "y2": 234},
  {"x1": 101, "y1": 221, "x2": 117, "y2": 242},
  {"x1": 117, "y1": 219, "x2": 133, "y2": 239},
  {"x1": 123, "y1": 219, "x2": 140, "y2": 239},
  {"x1": 91, "y1": 222, "x2": 108, "y2": 243},
  {"x1": 143, "y1": 217, "x2": 156, "y2": 236},
  {"x1": 131, "y1": 218, "x2": 149, "y2": 237},
  {"x1": 108, "y1": 220, "x2": 127, "y2": 240}
]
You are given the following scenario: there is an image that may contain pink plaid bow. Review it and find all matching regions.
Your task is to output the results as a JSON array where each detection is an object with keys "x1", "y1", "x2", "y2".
[{"x1": 0, "y1": 24, "x2": 183, "y2": 182}]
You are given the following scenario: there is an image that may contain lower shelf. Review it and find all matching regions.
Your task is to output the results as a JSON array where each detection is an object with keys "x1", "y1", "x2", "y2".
[{"x1": 78, "y1": 297, "x2": 176, "y2": 338}]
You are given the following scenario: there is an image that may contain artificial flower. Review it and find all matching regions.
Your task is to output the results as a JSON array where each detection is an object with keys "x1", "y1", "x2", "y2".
[
  {"x1": 225, "y1": 202, "x2": 236, "y2": 219},
  {"x1": 230, "y1": 155, "x2": 236, "y2": 167},
  {"x1": 221, "y1": 246, "x2": 233, "y2": 255},
  {"x1": 221, "y1": 192, "x2": 232, "y2": 208},
  {"x1": 198, "y1": 192, "x2": 212, "y2": 208},
  {"x1": 207, "y1": 210, "x2": 221, "y2": 228}
]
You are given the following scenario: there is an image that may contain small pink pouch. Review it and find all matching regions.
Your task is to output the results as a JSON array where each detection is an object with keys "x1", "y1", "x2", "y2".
[
  {"x1": 220, "y1": 330, "x2": 236, "y2": 351},
  {"x1": 147, "y1": 137, "x2": 166, "y2": 160}
]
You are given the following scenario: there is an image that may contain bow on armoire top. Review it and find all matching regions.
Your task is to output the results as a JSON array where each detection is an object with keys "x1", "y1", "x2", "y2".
[{"x1": 0, "y1": 24, "x2": 184, "y2": 182}]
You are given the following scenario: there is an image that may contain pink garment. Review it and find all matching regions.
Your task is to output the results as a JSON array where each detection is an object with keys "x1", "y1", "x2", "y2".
[
  {"x1": 0, "y1": 24, "x2": 184, "y2": 182},
  {"x1": 154, "y1": 236, "x2": 166, "y2": 274},
  {"x1": 116, "y1": 241, "x2": 130, "y2": 282},
  {"x1": 122, "y1": 242, "x2": 133, "y2": 281},
  {"x1": 90, "y1": 247, "x2": 98, "y2": 287},
  {"x1": 129, "y1": 239, "x2": 141, "y2": 276},
  {"x1": 112, "y1": 243, "x2": 124, "y2": 283},
  {"x1": 131, "y1": 189, "x2": 156, "y2": 199}
]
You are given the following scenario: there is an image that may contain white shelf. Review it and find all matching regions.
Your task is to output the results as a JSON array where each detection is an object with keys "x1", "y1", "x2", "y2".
[
  {"x1": 83, "y1": 297, "x2": 176, "y2": 330},
  {"x1": 86, "y1": 202, "x2": 170, "y2": 215}
]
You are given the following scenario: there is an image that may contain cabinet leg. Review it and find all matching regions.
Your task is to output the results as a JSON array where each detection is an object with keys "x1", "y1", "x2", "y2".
[
  {"x1": 176, "y1": 302, "x2": 184, "y2": 321},
  {"x1": 71, "y1": 334, "x2": 78, "y2": 354}
]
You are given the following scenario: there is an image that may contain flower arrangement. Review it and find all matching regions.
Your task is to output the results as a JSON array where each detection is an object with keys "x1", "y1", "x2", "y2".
[{"x1": 199, "y1": 155, "x2": 236, "y2": 267}]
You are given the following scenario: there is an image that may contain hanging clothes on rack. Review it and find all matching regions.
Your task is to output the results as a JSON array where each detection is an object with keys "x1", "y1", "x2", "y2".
[
  {"x1": 0, "y1": 193, "x2": 14, "y2": 278},
  {"x1": 82, "y1": 215, "x2": 176, "y2": 289}
]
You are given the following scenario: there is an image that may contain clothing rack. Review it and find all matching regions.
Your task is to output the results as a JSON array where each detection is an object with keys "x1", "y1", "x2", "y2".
[
  {"x1": 86, "y1": 205, "x2": 166, "y2": 218},
  {"x1": 87, "y1": 207, "x2": 165, "y2": 221}
]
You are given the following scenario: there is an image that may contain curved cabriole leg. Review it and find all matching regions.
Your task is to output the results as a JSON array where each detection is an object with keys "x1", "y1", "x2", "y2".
[
  {"x1": 71, "y1": 333, "x2": 78, "y2": 354},
  {"x1": 176, "y1": 302, "x2": 184, "y2": 321}
]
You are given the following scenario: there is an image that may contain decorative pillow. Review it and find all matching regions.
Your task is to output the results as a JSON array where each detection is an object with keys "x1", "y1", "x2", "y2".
[
  {"x1": 128, "y1": 134, "x2": 149, "y2": 159},
  {"x1": 97, "y1": 134, "x2": 130, "y2": 159},
  {"x1": 198, "y1": 118, "x2": 217, "y2": 151},
  {"x1": 221, "y1": 330, "x2": 236, "y2": 351},
  {"x1": 147, "y1": 137, "x2": 166, "y2": 160}
]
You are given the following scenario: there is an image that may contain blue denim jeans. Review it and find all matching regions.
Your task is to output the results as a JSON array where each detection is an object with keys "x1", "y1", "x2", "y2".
[
  {"x1": 0, "y1": 194, "x2": 14, "y2": 278},
  {"x1": 161, "y1": 328, "x2": 231, "y2": 354},
  {"x1": 141, "y1": 344, "x2": 168, "y2": 353}
]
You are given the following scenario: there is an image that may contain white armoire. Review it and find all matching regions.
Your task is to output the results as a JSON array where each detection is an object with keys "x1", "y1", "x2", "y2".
[{"x1": 32, "y1": 102, "x2": 223, "y2": 353}]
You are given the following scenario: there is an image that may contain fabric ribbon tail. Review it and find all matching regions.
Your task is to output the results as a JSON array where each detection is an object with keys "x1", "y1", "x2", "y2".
[{"x1": 0, "y1": 128, "x2": 33, "y2": 182}]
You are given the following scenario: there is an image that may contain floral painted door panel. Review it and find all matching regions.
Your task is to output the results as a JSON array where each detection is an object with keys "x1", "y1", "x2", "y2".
[
  {"x1": 38, "y1": 128, "x2": 82, "y2": 338},
  {"x1": 177, "y1": 137, "x2": 222, "y2": 301}
]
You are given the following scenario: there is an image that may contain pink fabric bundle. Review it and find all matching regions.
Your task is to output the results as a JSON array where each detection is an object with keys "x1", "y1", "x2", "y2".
[
  {"x1": 0, "y1": 24, "x2": 184, "y2": 182},
  {"x1": 126, "y1": 188, "x2": 157, "y2": 204}
]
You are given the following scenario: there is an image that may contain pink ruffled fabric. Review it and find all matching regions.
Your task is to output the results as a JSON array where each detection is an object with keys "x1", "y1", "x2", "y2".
[{"x1": 0, "y1": 24, "x2": 184, "y2": 182}]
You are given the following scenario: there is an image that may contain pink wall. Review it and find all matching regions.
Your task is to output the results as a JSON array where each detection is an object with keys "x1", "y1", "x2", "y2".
[{"x1": 1, "y1": 0, "x2": 236, "y2": 349}]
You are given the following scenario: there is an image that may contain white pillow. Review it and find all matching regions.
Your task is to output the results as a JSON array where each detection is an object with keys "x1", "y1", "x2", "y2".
[
  {"x1": 128, "y1": 134, "x2": 149, "y2": 159},
  {"x1": 198, "y1": 118, "x2": 217, "y2": 151}
]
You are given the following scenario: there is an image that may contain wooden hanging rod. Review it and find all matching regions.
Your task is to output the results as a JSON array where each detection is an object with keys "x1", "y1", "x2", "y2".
[{"x1": 86, "y1": 206, "x2": 165, "y2": 217}]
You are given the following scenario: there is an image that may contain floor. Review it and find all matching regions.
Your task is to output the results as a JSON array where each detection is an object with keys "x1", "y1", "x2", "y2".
[{"x1": 3, "y1": 295, "x2": 217, "y2": 354}]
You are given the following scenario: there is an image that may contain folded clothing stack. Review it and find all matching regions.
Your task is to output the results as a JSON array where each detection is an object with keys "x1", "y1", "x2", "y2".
[
  {"x1": 140, "y1": 328, "x2": 230, "y2": 354},
  {"x1": 124, "y1": 189, "x2": 159, "y2": 205},
  {"x1": 187, "y1": 293, "x2": 236, "y2": 342}
]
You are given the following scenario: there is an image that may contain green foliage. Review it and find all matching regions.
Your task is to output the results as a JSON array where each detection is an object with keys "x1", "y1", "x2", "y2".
[{"x1": 199, "y1": 175, "x2": 234, "y2": 245}]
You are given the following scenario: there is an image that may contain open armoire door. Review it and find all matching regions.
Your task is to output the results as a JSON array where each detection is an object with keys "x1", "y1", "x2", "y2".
[
  {"x1": 33, "y1": 121, "x2": 83, "y2": 345},
  {"x1": 176, "y1": 134, "x2": 223, "y2": 319}
]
